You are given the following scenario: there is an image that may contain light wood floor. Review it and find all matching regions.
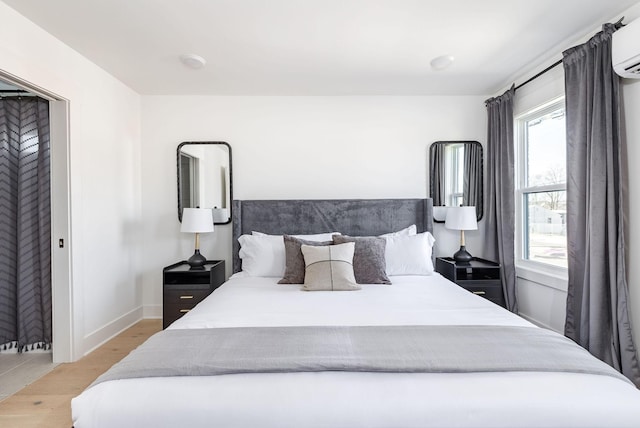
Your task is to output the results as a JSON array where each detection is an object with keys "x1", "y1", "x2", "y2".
[{"x1": 0, "y1": 319, "x2": 161, "y2": 428}]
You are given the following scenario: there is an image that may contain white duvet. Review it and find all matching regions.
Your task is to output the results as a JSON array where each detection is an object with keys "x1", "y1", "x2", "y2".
[{"x1": 72, "y1": 274, "x2": 640, "y2": 428}]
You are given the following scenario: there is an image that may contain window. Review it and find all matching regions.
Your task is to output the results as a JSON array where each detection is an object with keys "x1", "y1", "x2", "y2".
[
  {"x1": 179, "y1": 152, "x2": 200, "y2": 209},
  {"x1": 516, "y1": 99, "x2": 567, "y2": 269},
  {"x1": 444, "y1": 143, "x2": 465, "y2": 207}
]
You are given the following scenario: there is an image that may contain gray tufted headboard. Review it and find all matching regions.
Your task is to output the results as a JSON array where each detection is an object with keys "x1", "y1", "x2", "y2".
[{"x1": 232, "y1": 198, "x2": 433, "y2": 273}]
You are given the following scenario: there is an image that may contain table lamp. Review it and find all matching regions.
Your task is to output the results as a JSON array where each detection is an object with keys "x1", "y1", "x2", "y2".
[
  {"x1": 445, "y1": 206, "x2": 477, "y2": 263},
  {"x1": 181, "y1": 208, "x2": 214, "y2": 269}
]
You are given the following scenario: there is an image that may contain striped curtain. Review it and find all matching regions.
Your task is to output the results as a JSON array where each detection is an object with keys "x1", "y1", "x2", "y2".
[{"x1": 0, "y1": 96, "x2": 51, "y2": 352}]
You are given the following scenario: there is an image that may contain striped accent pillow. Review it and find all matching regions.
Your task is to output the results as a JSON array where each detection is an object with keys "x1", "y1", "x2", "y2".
[{"x1": 301, "y1": 243, "x2": 360, "y2": 291}]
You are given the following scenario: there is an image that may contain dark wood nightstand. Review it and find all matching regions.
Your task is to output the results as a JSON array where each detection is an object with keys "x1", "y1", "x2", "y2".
[
  {"x1": 162, "y1": 260, "x2": 225, "y2": 329},
  {"x1": 435, "y1": 257, "x2": 505, "y2": 308}
]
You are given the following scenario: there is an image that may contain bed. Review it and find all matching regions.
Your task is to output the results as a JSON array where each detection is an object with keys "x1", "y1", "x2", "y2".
[{"x1": 72, "y1": 198, "x2": 640, "y2": 428}]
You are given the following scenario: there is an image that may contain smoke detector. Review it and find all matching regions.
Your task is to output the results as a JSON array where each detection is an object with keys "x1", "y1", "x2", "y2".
[
  {"x1": 180, "y1": 54, "x2": 207, "y2": 70},
  {"x1": 430, "y1": 55, "x2": 455, "y2": 71}
]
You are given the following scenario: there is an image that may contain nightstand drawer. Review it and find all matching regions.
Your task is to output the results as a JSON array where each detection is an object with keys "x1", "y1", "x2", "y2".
[
  {"x1": 164, "y1": 302, "x2": 199, "y2": 315},
  {"x1": 163, "y1": 288, "x2": 211, "y2": 305},
  {"x1": 164, "y1": 281, "x2": 212, "y2": 292},
  {"x1": 164, "y1": 273, "x2": 212, "y2": 285},
  {"x1": 458, "y1": 282, "x2": 503, "y2": 300}
]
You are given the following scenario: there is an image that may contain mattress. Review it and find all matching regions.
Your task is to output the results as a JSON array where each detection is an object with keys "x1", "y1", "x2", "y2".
[{"x1": 72, "y1": 274, "x2": 640, "y2": 427}]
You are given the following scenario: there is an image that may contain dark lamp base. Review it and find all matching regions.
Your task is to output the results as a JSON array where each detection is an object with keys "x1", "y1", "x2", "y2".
[
  {"x1": 187, "y1": 250, "x2": 207, "y2": 270},
  {"x1": 453, "y1": 246, "x2": 473, "y2": 263}
]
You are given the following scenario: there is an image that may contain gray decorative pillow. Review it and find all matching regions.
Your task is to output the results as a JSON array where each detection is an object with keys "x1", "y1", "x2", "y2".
[
  {"x1": 301, "y1": 243, "x2": 360, "y2": 291},
  {"x1": 332, "y1": 235, "x2": 391, "y2": 284},
  {"x1": 278, "y1": 235, "x2": 332, "y2": 284}
]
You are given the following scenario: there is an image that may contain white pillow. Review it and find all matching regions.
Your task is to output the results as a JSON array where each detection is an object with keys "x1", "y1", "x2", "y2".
[
  {"x1": 239, "y1": 231, "x2": 339, "y2": 277},
  {"x1": 384, "y1": 232, "x2": 436, "y2": 275},
  {"x1": 238, "y1": 234, "x2": 286, "y2": 277},
  {"x1": 380, "y1": 224, "x2": 417, "y2": 238}
]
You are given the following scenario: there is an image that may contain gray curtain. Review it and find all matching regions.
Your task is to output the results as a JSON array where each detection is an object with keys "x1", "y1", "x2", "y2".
[
  {"x1": 563, "y1": 23, "x2": 640, "y2": 387},
  {"x1": 430, "y1": 143, "x2": 446, "y2": 207},
  {"x1": 484, "y1": 87, "x2": 517, "y2": 313},
  {"x1": 463, "y1": 142, "x2": 481, "y2": 210},
  {"x1": 0, "y1": 97, "x2": 52, "y2": 352}
]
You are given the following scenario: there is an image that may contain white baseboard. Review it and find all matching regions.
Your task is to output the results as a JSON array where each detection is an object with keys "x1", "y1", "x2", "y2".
[
  {"x1": 518, "y1": 312, "x2": 562, "y2": 333},
  {"x1": 82, "y1": 306, "x2": 143, "y2": 356},
  {"x1": 143, "y1": 304, "x2": 162, "y2": 319}
]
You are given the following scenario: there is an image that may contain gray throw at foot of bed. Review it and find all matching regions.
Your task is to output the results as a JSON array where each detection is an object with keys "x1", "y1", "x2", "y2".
[{"x1": 90, "y1": 325, "x2": 630, "y2": 388}]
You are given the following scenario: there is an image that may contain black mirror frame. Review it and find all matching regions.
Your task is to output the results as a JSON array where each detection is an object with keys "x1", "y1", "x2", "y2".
[
  {"x1": 177, "y1": 141, "x2": 233, "y2": 225},
  {"x1": 429, "y1": 140, "x2": 483, "y2": 223}
]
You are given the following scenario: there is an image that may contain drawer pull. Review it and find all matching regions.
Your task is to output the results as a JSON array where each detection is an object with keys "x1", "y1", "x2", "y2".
[
  {"x1": 472, "y1": 291, "x2": 486, "y2": 295},
  {"x1": 180, "y1": 295, "x2": 194, "y2": 300},
  {"x1": 179, "y1": 309, "x2": 191, "y2": 313}
]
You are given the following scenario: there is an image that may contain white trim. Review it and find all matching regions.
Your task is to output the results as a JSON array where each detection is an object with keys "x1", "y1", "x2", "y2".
[
  {"x1": 0, "y1": 70, "x2": 61, "y2": 101},
  {"x1": 514, "y1": 96, "x2": 566, "y2": 121},
  {"x1": 514, "y1": 97, "x2": 568, "y2": 271},
  {"x1": 517, "y1": 311, "x2": 561, "y2": 333},
  {"x1": 81, "y1": 307, "x2": 143, "y2": 357},
  {"x1": 517, "y1": 312, "x2": 546, "y2": 328},
  {"x1": 516, "y1": 263, "x2": 568, "y2": 292},
  {"x1": 49, "y1": 99, "x2": 74, "y2": 363},
  {"x1": 519, "y1": 183, "x2": 566, "y2": 194},
  {"x1": 143, "y1": 304, "x2": 163, "y2": 319}
]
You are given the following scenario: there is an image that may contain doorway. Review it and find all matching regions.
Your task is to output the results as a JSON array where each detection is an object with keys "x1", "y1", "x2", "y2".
[{"x1": 0, "y1": 73, "x2": 72, "y2": 363}]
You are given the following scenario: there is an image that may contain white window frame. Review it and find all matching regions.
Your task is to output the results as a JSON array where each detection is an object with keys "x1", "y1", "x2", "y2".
[
  {"x1": 445, "y1": 143, "x2": 465, "y2": 207},
  {"x1": 515, "y1": 97, "x2": 568, "y2": 278}
]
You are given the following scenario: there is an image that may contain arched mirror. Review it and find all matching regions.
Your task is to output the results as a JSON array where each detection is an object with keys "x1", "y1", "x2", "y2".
[
  {"x1": 429, "y1": 141, "x2": 483, "y2": 222},
  {"x1": 177, "y1": 141, "x2": 232, "y2": 224}
]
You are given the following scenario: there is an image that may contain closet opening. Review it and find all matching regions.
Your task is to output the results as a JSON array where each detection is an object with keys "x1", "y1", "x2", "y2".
[{"x1": 0, "y1": 73, "x2": 72, "y2": 364}]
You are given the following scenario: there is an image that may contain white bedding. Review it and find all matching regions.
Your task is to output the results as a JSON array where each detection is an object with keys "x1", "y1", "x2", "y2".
[{"x1": 72, "y1": 274, "x2": 640, "y2": 428}]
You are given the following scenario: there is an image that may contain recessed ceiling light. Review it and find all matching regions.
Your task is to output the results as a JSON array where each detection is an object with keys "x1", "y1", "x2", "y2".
[
  {"x1": 180, "y1": 54, "x2": 207, "y2": 70},
  {"x1": 430, "y1": 55, "x2": 455, "y2": 71}
]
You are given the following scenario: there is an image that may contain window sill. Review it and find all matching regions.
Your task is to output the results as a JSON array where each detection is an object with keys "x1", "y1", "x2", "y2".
[{"x1": 515, "y1": 261, "x2": 568, "y2": 292}]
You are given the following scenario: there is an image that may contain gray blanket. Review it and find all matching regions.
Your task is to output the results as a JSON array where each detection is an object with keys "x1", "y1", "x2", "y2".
[{"x1": 90, "y1": 325, "x2": 630, "y2": 388}]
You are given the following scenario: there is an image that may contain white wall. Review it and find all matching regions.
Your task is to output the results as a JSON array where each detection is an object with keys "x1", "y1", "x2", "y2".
[
  {"x1": 0, "y1": 2, "x2": 143, "y2": 360},
  {"x1": 623, "y1": 77, "x2": 640, "y2": 352},
  {"x1": 140, "y1": 96, "x2": 486, "y2": 316}
]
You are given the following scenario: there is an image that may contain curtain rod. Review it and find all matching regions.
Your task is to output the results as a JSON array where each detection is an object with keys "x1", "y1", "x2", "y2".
[
  {"x1": 514, "y1": 59, "x2": 563, "y2": 91},
  {"x1": 511, "y1": 17, "x2": 624, "y2": 92}
]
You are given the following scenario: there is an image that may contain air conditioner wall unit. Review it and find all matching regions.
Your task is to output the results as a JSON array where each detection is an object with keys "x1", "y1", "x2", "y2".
[{"x1": 613, "y1": 18, "x2": 640, "y2": 79}]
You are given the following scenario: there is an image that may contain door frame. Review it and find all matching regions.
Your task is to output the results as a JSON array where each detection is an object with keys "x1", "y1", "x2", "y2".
[{"x1": 0, "y1": 71, "x2": 74, "y2": 362}]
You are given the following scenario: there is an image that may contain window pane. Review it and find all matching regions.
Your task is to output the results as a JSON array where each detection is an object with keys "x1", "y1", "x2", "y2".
[
  {"x1": 444, "y1": 143, "x2": 465, "y2": 206},
  {"x1": 524, "y1": 191, "x2": 567, "y2": 267},
  {"x1": 526, "y1": 108, "x2": 566, "y2": 187}
]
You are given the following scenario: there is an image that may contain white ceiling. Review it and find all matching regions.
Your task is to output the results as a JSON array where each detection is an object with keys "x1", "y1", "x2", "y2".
[{"x1": 3, "y1": 0, "x2": 638, "y2": 95}]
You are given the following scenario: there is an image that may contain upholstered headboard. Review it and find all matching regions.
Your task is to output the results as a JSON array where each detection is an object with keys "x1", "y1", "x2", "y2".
[{"x1": 232, "y1": 198, "x2": 434, "y2": 273}]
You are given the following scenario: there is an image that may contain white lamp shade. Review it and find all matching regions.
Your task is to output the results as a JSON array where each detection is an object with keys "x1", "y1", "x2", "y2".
[
  {"x1": 181, "y1": 208, "x2": 214, "y2": 233},
  {"x1": 445, "y1": 206, "x2": 478, "y2": 231}
]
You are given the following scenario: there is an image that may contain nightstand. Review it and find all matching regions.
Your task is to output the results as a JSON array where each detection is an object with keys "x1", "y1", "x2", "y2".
[
  {"x1": 162, "y1": 260, "x2": 225, "y2": 329},
  {"x1": 435, "y1": 257, "x2": 505, "y2": 308}
]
